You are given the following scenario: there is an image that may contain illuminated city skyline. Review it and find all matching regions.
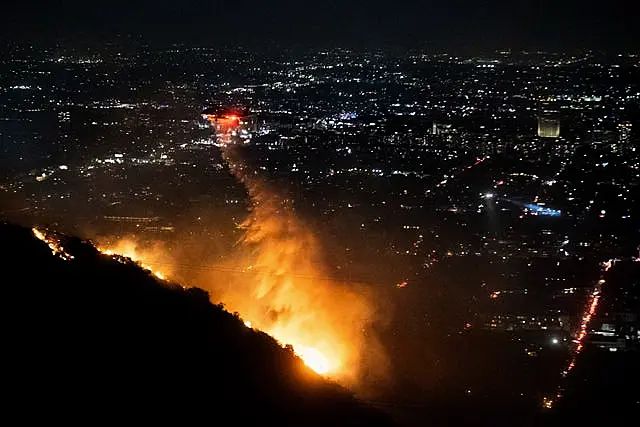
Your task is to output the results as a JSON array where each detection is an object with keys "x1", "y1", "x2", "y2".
[{"x1": 1, "y1": 29, "x2": 638, "y2": 426}]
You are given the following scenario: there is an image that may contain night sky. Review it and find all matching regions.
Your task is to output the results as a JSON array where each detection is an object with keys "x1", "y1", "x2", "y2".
[{"x1": 2, "y1": 0, "x2": 638, "y2": 51}]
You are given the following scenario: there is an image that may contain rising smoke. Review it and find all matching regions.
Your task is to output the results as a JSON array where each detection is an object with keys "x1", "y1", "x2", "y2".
[
  {"x1": 96, "y1": 138, "x2": 389, "y2": 391},
  {"x1": 205, "y1": 141, "x2": 387, "y2": 386}
]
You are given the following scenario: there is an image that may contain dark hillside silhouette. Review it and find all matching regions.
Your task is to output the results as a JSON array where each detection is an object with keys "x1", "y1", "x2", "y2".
[{"x1": 0, "y1": 223, "x2": 393, "y2": 426}]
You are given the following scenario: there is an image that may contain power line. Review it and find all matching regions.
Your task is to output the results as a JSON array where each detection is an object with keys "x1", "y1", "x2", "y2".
[{"x1": 107, "y1": 256, "x2": 395, "y2": 288}]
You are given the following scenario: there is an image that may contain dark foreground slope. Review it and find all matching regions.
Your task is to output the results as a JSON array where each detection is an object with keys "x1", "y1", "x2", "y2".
[{"x1": 0, "y1": 223, "x2": 393, "y2": 426}]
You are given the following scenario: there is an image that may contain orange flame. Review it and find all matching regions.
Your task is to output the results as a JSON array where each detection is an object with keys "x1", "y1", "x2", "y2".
[
  {"x1": 208, "y1": 134, "x2": 379, "y2": 382},
  {"x1": 94, "y1": 118, "x2": 385, "y2": 385},
  {"x1": 97, "y1": 239, "x2": 170, "y2": 282},
  {"x1": 32, "y1": 227, "x2": 74, "y2": 261},
  {"x1": 95, "y1": 211, "x2": 376, "y2": 381}
]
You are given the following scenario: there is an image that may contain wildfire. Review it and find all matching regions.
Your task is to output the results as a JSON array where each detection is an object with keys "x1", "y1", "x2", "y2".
[
  {"x1": 296, "y1": 346, "x2": 331, "y2": 375},
  {"x1": 184, "y1": 117, "x2": 377, "y2": 381},
  {"x1": 203, "y1": 192, "x2": 370, "y2": 379},
  {"x1": 32, "y1": 227, "x2": 74, "y2": 261},
  {"x1": 96, "y1": 239, "x2": 169, "y2": 282},
  {"x1": 93, "y1": 116, "x2": 382, "y2": 383},
  {"x1": 241, "y1": 314, "x2": 339, "y2": 378},
  {"x1": 219, "y1": 148, "x2": 377, "y2": 379},
  {"x1": 96, "y1": 227, "x2": 365, "y2": 378}
]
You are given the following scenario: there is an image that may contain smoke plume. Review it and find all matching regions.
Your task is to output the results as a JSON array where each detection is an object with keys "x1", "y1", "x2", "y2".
[{"x1": 96, "y1": 136, "x2": 388, "y2": 390}]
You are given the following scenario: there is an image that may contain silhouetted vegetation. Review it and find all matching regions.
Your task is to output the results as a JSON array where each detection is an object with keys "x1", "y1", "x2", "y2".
[{"x1": 0, "y1": 223, "x2": 393, "y2": 426}]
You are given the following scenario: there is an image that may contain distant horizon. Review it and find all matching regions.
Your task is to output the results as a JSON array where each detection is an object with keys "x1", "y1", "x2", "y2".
[
  {"x1": 3, "y1": 37, "x2": 639, "y2": 56},
  {"x1": 2, "y1": 0, "x2": 638, "y2": 53}
]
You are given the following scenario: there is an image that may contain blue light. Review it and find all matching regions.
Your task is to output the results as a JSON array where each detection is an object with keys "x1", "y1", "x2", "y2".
[{"x1": 525, "y1": 204, "x2": 561, "y2": 217}]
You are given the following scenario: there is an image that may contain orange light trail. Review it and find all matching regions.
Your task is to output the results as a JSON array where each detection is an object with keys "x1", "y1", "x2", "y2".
[{"x1": 543, "y1": 259, "x2": 614, "y2": 409}]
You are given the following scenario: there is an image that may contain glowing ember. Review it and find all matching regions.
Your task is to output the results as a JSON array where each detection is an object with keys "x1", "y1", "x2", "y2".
[
  {"x1": 96, "y1": 239, "x2": 169, "y2": 283},
  {"x1": 243, "y1": 315, "x2": 335, "y2": 374},
  {"x1": 32, "y1": 227, "x2": 74, "y2": 261},
  {"x1": 32, "y1": 227, "x2": 45, "y2": 241},
  {"x1": 296, "y1": 346, "x2": 331, "y2": 375}
]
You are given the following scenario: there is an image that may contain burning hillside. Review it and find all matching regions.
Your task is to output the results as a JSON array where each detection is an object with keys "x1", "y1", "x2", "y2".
[
  {"x1": 93, "y1": 118, "x2": 386, "y2": 386},
  {"x1": 95, "y1": 166, "x2": 383, "y2": 384},
  {"x1": 0, "y1": 222, "x2": 394, "y2": 426}
]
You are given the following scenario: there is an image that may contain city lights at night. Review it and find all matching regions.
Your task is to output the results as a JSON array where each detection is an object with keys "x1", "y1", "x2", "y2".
[{"x1": 1, "y1": 1, "x2": 638, "y2": 426}]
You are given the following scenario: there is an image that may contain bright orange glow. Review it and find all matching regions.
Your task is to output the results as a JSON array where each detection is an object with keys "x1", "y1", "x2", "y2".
[
  {"x1": 32, "y1": 227, "x2": 45, "y2": 241},
  {"x1": 97, "y1": 239, "x2": 170, "y2": 283},
  {"x1": 208, "y1": 134, "x2": 383, "y2": 380},
  {"x1": 296, "y1": 346, "x2": 331, "y2": 375},
  {"x1": 95, "y1": 116, "x2": 385, "y2": 383},
  {"x1": 96, "y1": 220, "x2": 375, "y2": 379},
  {"x1": 32, "y1": 227, "x2": 74, "y2": 261},
  {"x1": 201, "y1": 113, "x2": 241, "y2": 133},
  {"x1": 208, "y1": 189, "x2": 373, "y2": 379},
  {"x1": 210, "y1": 116, "x2": 378, "y2": 380}
]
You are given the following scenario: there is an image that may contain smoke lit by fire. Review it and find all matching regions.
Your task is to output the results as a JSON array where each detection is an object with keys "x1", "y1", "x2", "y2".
[
  {"x1": 96, "y1": 239, "x2": 171, "y2": 281},
  {"x1": 94, "y1": 119, "x2": 383, "y2": 384},
  {"x1": 207, "y1": 183, "x2": 376, "y2": 380},
  {"x1": 212, "y1": 127, "x2": 379, "y2": 381}
]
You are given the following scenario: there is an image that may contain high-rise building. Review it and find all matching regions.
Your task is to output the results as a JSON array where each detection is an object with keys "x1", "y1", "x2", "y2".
[
  {"x1": 537, "y1": 100, "x2": 561, "y2": 138},
  {"x1": 537, "y1": 116, "x2": 560, "y2": 138},
  {"x1": 618, "y1": 122, "x2": 632, "y2": 144},
  {"x1": 432, "y1": 122, "x2": 452, "y2": 135}
]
